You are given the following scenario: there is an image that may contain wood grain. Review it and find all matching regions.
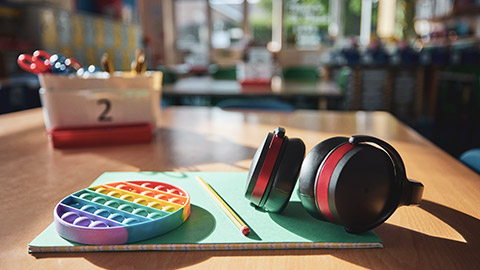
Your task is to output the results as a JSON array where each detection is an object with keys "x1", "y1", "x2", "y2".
[{"x1": 0, "y1": 107, "x2": 479, "y2": 269}]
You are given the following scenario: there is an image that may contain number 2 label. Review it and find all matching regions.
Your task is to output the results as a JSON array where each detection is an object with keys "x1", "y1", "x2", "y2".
[{"x1": 97, "y1": 98, "x2": 113, "y2": 122}]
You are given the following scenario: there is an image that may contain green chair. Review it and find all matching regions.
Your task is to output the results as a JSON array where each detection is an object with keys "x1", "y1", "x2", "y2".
[
  {"x1": 336, "y1": 66, "x2": 352, "y2": 94},
  {"x1": 209, "y1": 65, "x2": 237, "y2": 80},
  {"x1": 156, "y1": 66, "x2": 178, "y2": 85},
  {"x1": 282, "y1": 66, "x2": 319, "y2": 81}
]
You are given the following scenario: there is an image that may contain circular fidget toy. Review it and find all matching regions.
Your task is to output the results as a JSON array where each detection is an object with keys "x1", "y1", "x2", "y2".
[{"x1": 54, "y1": 181, "x2": 190, "y2": 245}]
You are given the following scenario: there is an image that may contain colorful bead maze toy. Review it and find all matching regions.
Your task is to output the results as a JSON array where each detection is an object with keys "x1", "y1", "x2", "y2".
[{"x1": 54, "y1": 181, "x2": 190, "y2": 245}]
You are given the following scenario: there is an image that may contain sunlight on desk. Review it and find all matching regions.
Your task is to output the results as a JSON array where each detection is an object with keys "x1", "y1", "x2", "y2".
[
  {"x1": 1, "y1": 107, "x2": 479, "y2": 269},
  {"x1": 387, "y1": 206, "x2": 466, "y2": 244},
  {"x1": 0, "y1": 108, "x2": 44, "y2": 136}
]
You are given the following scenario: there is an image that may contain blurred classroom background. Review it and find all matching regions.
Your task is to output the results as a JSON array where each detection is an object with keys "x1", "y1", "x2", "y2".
[{"x1": 0, "y1": 0, "x2": 479, "y2": 158}]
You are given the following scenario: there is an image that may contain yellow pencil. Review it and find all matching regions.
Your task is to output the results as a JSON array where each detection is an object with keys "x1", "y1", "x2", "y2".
[{"x1": 195, "y1": 176, "x2": 250, "y2": 236}]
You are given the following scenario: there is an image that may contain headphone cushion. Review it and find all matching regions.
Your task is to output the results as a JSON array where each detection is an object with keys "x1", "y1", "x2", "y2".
[
  {"x1": 263, "y1": 138, "x2": 305, "y2": 212},
  {"x1": 298, "y1": 137, "x2": 348, "y2": 219},
  {"x1": 245, "y1": 133, "x2": 273, "y2": 201}
]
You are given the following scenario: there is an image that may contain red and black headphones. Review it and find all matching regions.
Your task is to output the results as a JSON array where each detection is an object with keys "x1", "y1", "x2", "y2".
[{"x1": 245, "y1": 127, "x2": 424, "y2": 233}]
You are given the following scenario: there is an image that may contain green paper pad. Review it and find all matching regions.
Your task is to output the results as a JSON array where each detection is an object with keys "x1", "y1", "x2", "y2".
[{"x1": 29, "y1": 172, "x2": 382, "y2": 252}]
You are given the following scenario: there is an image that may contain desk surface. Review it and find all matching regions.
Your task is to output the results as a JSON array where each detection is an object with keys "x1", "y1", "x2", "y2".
[
  {"x1": 162, "y1": 76, "x2": 342, "y2": 97},
  {"x1": 1, "y1": 107, "x2": 479, "y2": 269}
]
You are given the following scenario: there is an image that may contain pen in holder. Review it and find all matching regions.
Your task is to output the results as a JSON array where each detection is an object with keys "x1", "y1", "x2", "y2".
[{"x1": 38, "y1": 71, "x2": 163, "y2": 148}]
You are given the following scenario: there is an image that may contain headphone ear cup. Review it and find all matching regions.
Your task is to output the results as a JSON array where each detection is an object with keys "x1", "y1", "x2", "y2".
[
  {"x1": 298, "y1": 137, "x2": 349, "y2": 220},
  {"x1": 262, "y1": 138, "x2": 305, "y2": 212}
]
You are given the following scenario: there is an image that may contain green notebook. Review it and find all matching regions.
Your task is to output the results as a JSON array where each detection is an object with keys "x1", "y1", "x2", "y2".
[{"x1": 28, "y1": 172, "x2": 382, "y2": 252}]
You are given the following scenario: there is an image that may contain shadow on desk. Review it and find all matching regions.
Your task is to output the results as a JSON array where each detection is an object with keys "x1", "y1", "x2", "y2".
[
  {"x1": 32, "y1": 200, "x2": 480, "y2": 269},
  {"x1": 54, "y1": 127, "x2": 257, "y2": 171}
]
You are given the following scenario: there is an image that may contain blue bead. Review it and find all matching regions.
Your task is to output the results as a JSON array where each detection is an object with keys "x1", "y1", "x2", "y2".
[
  {"x1": 87, "y1": 65, "x2": 99, "y2": 73},
  {"x1": 50, "y1": 54, "x2": 68, "y2": 74},
  {"x1": 76, "y1": 65, "x2": 100, "y2": 77}
]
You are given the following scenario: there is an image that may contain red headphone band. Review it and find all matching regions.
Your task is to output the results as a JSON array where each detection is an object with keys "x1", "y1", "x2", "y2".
[
  {"x1": 250, "y1": 134, "x2": 284, "y2": 205},
  {"x1": 315, "y1": 142, "x2": 355, "y2": 223}
]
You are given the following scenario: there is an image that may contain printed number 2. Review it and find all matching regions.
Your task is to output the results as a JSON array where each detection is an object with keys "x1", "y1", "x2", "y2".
[{"x1": 97, "y1": 98, "x2": 113, "y2": 122}]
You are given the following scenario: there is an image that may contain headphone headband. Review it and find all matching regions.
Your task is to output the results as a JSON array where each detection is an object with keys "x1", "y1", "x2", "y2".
[{"x1": 349, "y1": 135, "x2": 407, "y2": 181}]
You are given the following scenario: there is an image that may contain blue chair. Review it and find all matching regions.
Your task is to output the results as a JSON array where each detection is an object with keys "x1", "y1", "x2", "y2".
[
  {"x1": 216, "y1": 99, "x2": 295, "y2": 112},
  {"x1": 459, "y1": 149, "x2": 480, "y2": 174}
]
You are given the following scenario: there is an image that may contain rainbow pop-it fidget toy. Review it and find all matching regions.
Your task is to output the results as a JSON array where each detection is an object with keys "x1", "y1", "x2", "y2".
[{"x1": 54, "y1": 181, "x2": 190, "y2": 245}]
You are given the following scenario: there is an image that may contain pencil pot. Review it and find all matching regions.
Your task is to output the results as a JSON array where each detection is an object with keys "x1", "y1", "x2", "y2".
[
  {"x1": 245, "y1": 127, "x2": 424, "y2": 234},
  {"x1": 38, "y1": 72, "x2": 162, "y2": 148}
]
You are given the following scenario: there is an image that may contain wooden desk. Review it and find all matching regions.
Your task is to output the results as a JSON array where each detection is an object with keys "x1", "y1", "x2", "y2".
[
  {"x1": 162, "y1": 77, "x2": 343, "y2": 109},
  {"x1": 1, "y1": 107, "x2": 479, "y2": 269}
]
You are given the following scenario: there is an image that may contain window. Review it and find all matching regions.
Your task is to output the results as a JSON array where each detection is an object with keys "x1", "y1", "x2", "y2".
[
  {"x1": 175, "y1": 0, "x2": 209, "y2": 66},
  {"x1": 167, "y1": 0, "x2": 396, "y2": 66},
  {"x1": 284, "y1": 0, "x2": 329, "y2": 49},
  {"x1": 249, "y1": 0, "x2": 272, "y2": 45},
  {"x1": 210, "y1": 0, "x2": 245, "y2": 49}
]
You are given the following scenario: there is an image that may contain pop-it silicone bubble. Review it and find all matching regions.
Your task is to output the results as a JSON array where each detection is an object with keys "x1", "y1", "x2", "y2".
[{"x1": 54, "y1": 181, "x2": 190, "y2": 245}]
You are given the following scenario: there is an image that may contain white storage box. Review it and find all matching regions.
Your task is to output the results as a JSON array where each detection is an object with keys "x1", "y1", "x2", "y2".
[{"x1": 38, "y1": 72, "x2": 162, "y2": 130}]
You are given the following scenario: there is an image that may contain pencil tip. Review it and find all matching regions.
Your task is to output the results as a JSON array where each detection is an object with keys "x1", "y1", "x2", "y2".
[{"x1": 241, "y1": 226, "x2": 250, "y2": 236}]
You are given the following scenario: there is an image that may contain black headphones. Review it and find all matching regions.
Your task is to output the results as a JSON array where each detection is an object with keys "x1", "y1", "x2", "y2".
[{"x1": 245, "y1": 127, "x2": 424, "y2": 233}]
